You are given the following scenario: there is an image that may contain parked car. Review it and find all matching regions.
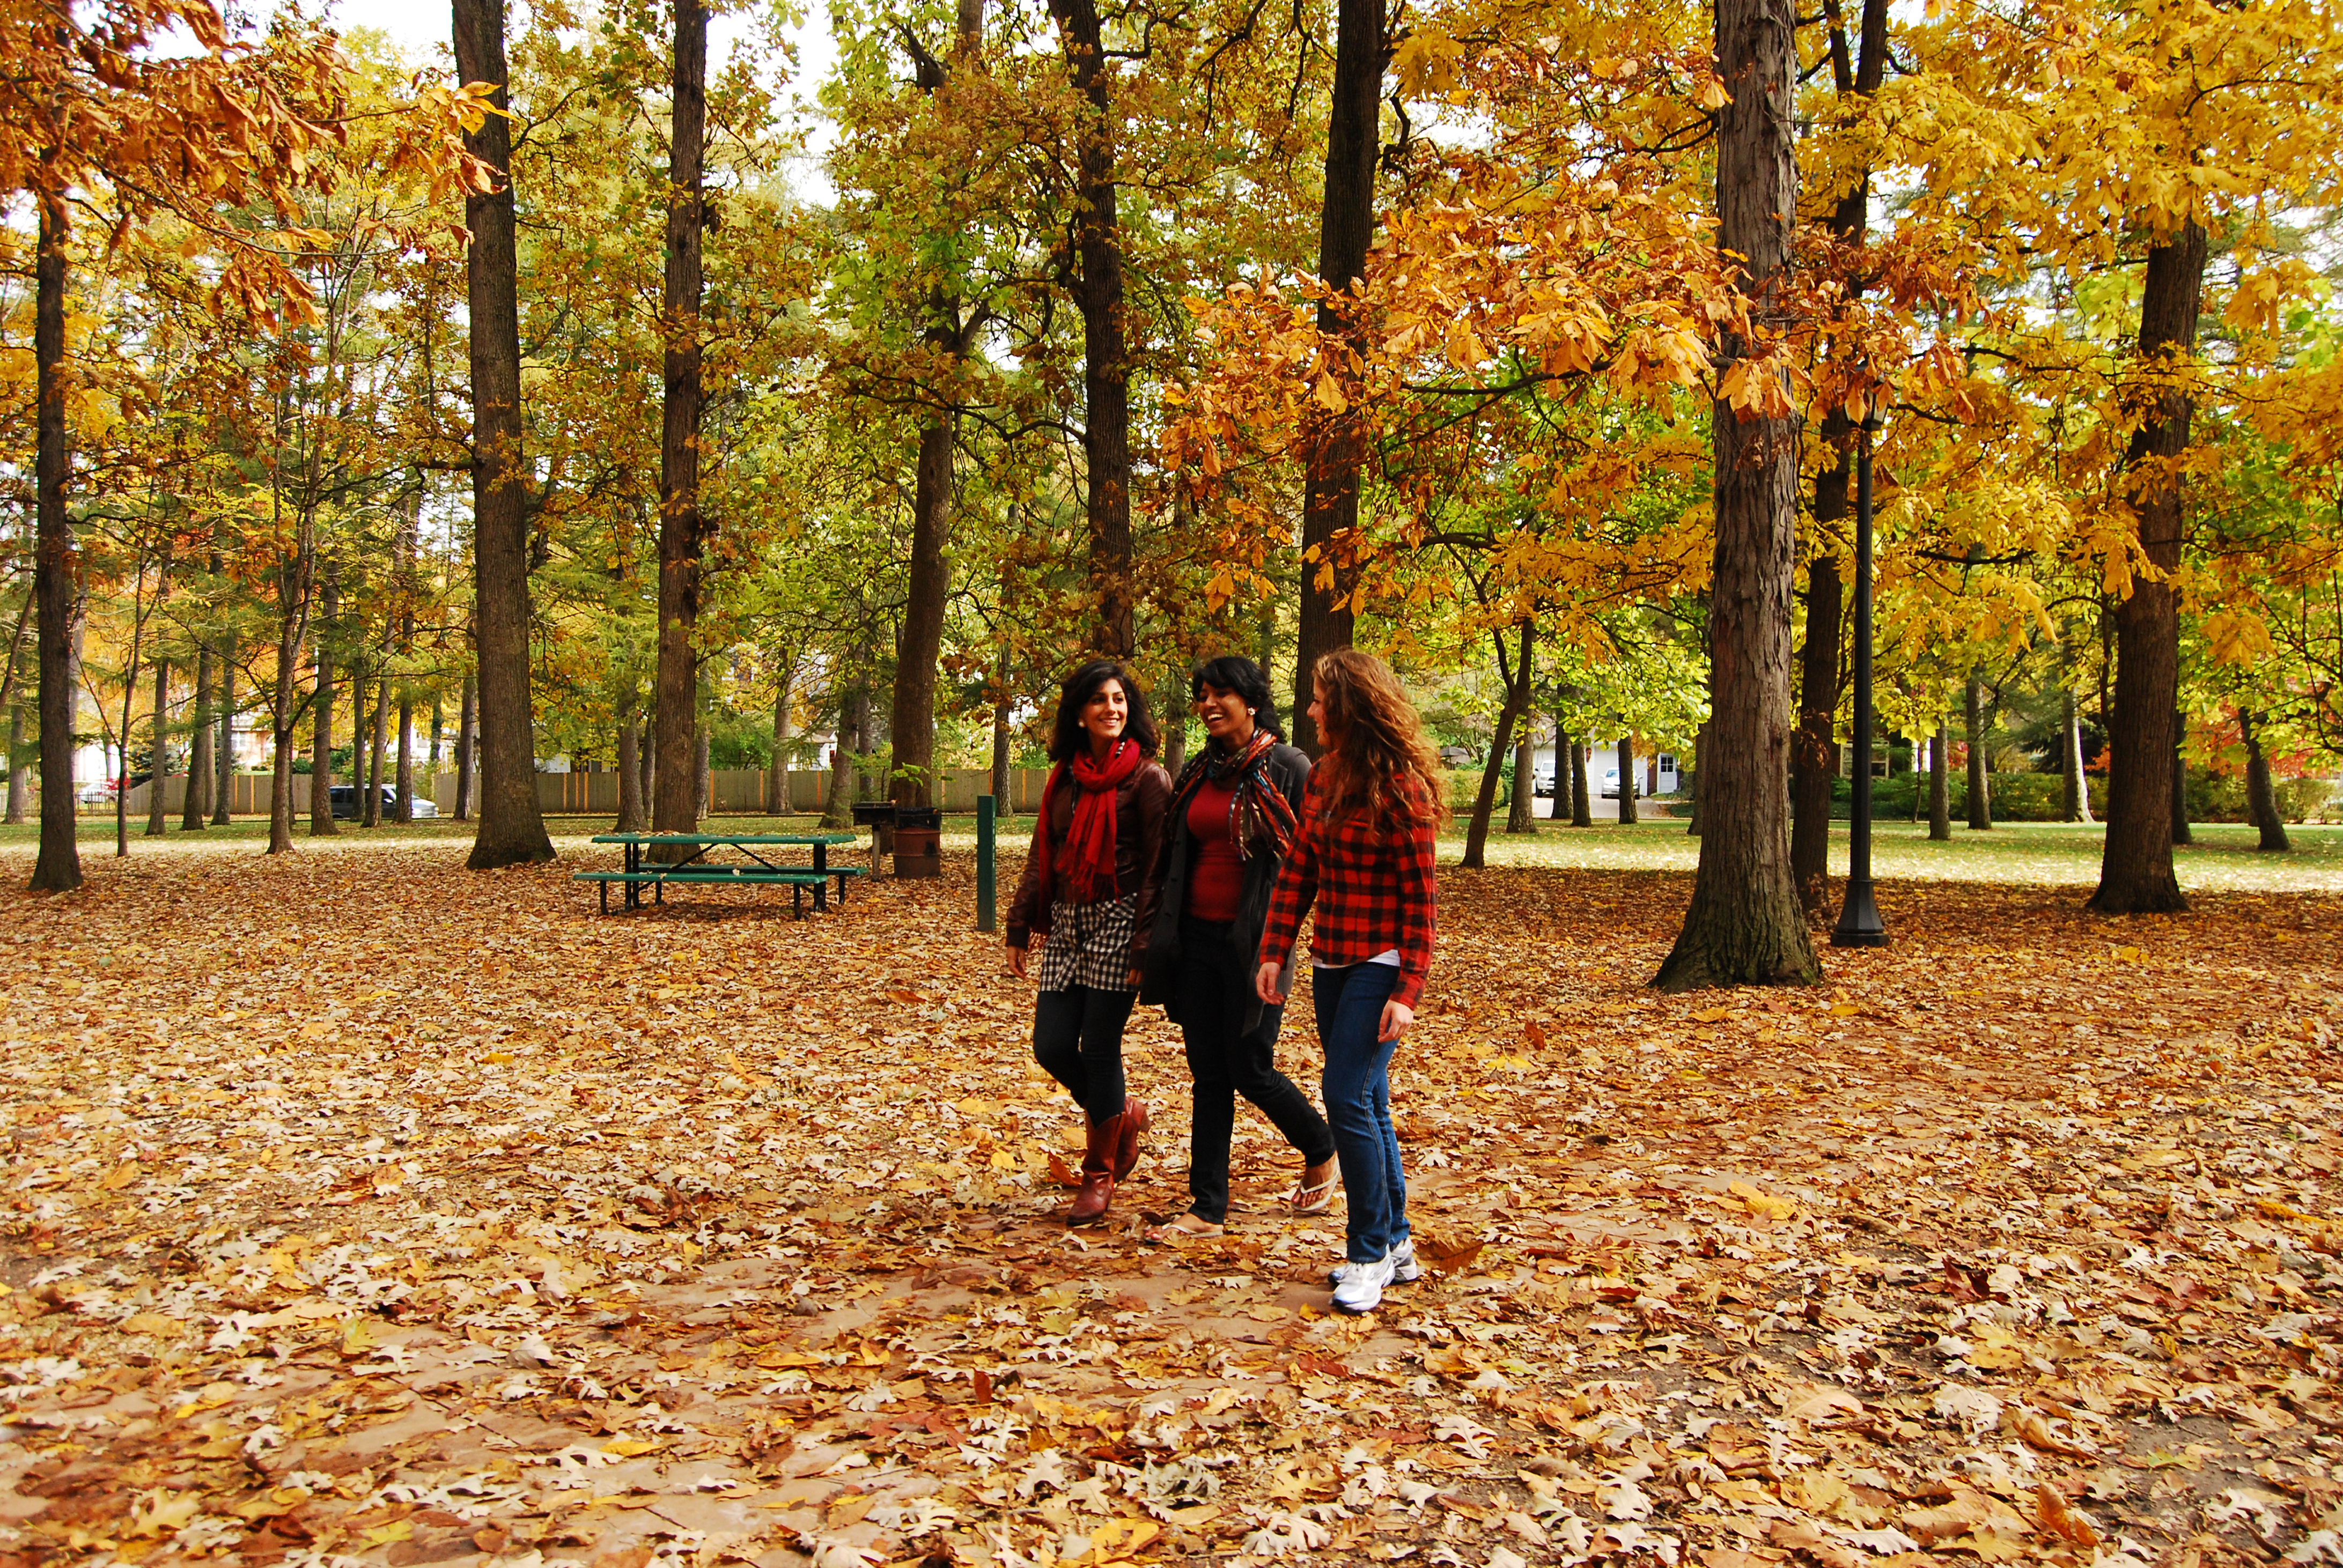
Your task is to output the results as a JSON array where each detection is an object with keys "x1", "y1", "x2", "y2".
[
  {"x1": 1532, "y1": 767, "x2": 1557, "y2": 797},
  {"x1": 328, "y1": 784, "x2": 438, "y2": 820}
]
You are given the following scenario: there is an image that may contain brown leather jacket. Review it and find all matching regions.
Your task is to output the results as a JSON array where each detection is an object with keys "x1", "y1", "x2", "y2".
[{"x1": 1004, "y1": 760, "x2": 1173, "y2": 954}]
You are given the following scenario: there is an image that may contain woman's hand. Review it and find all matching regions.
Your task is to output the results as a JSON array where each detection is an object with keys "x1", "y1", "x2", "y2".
[
  {"x1": 1378, "y1": 1000, "x2": 1414, "y2": 1043},
  {"x1": 1255, "y1": 961, "x2": 1281, "y2": 1005},
  {"x1": 1007, "y1": 944, "x2": 1029, "y2": 980},
  {"x1": 1126, "y1": 966, "x2": 1144, "y2": 990}
]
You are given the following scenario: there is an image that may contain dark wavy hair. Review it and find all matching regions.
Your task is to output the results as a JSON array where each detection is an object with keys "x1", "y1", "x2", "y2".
[
  {"x1": 1047, "y1": 660, "x2": 1159, "y2": 762},
  {"x1": 1190, "y1": 656, "x2": 1282, "y2": 741}
]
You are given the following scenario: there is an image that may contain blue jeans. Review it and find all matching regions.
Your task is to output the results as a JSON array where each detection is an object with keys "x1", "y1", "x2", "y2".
[{"x1": 1314, "y1": 963, "x2": 1408, "y2": 1264}]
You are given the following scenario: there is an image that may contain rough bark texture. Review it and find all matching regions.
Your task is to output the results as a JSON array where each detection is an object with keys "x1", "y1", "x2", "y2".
[
  {"x1": 455, "y1": 0, "x2": 555, "y2": 869},
  {"x1": 453, "y1": 671, "x2": 476, "y2": 822},
  {"x1": 1928, "y1": 720, "x2": 1951, "y2": 840},
  {"x1": 616, "y1": 687, "x2": 646, "y2": 831},
  {"x1": 821, "y1": 691, "x2": 859, "y2": 829},
  {"x1": 1793, "y1": 528, "x2": 1844, "y2": 910},
  {"x1": 2090, "y1": 223, "x2": 2204, "y2": 914},
  {"x1": 2241, "y1": 709, "x2": 2289, "y2": 852},
  {"x1": 31, "y1": 186, "x2": 80, "y2": 892},
  {"x1": 1571, "y1": 739, "x2": 1592, "y2": 827},
  {"x1": 2061, "y1": 687, "x2": 2090, "y2": 823},
  {"x1": 767, "y1": 672, "x2": 791, "y2": 814},
  {"x1": 1550, "y1": 716, "x2": 1568, "y2": 821},
  {"x1": 1964, "y1": 674, "x2": 1991, "y2": 831},
  {"x1": 266, "y1": 523, "x2": 315, "y2": 856},
  {"x1": 1652, "y1": 0, "x2": 1819, "y2": 990},
  {"x1": 990, "y1": 648, "x2": 1013, "y2": 819},
  {"x1": 183, "y1": 642, "x2": 211, "y2": 829},
  {"x1": 311, "y1": 573, "x2": 340, "y2": 837},
  {"x1": 1462, "y1": 623, "x2": 1534, "y2": 868},
  {"x1": 1617, "y1": 735, "x2": 1638, "y2": 826},
  {"x1": 1049, "y1": 0, "x2": 1136, "y2": 659},
  {"x1": 1790, "y1": 0, "x2": 1883, "y2": 913},
  {"x1": 894, "y1": 421, "x2": 952, "y2": 807},
  {"x1": 364, "y1": 648, "x2": 389, "y2": 826},
  {"x1": 394, "y1": 498, "x2": 417, "y2": 823},
  {"x1": 652, "y1": 0, "x2": 710, "y2": 845},
  {"x1": 1687, "y1": 720, "x2": 1708, "y2": 837},
  {"x1": 1290, "y1": 0, "x2": 1385, "y2": 757}
]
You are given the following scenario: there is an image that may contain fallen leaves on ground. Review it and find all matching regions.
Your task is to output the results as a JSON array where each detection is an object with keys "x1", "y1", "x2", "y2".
[{"x1": 0, "y1": 835, "x2": 2339, "y2": 1568}]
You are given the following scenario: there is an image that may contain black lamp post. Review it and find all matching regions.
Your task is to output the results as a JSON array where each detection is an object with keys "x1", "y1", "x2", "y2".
[{"x1": 1831, "y1": 403, "x2": 1889, "y2": 948}]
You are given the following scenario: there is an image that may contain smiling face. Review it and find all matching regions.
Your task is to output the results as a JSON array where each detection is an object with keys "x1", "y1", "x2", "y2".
[
  {"x1": 1196, "y1": 681, "x2": 1255, "y2": 749},
  {"x1": 1081, "y1": 678, "x2": 1130, "y2": 752}
]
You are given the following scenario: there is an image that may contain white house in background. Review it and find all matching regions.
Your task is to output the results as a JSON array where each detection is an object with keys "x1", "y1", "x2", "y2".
[{"x1": 1528, "y1": 742, "x2": 1681, "y2": 800}]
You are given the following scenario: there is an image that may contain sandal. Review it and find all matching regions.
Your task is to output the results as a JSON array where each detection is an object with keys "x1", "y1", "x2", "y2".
[
  {"x1": 1287, "y1": 1160, "x2": 1338, "y2": 1215},
  {"x1": 1145, "y1": 1214, "x2": 1226, "y2": 1244}
]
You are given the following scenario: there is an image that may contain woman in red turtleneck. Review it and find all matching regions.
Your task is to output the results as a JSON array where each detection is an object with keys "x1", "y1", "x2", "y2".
[{"x1": 1134, "y1": 657, "x2": 1336, "y2": 1240}]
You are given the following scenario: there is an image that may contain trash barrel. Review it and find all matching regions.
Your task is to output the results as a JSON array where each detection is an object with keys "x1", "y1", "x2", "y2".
[{"x1": 893, "y1": 805, "x2": 942, "y2": 878}]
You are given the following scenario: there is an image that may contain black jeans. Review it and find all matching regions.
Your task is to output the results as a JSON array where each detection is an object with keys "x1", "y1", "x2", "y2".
[
  {"x1": 1175, "y1": 916, "x2": 1336, "y2": 1224},
  {"x1": 1033, "y1": 985, "x2": 1135, "y2": 1122}
]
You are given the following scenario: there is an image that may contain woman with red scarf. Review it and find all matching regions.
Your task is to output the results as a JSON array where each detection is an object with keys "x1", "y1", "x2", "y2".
[{"x1": 1006, "y1": 661, "x2": 1173, "y2": 1226}]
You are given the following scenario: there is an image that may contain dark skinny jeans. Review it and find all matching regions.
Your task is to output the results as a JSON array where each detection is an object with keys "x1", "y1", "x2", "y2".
[
  {"x1": 1175, "y1": 916, "x2": 1336, "y2": 1224},
  {"x1": 1033, "y1": 985, "x2": 1134, "y2": 1123}
]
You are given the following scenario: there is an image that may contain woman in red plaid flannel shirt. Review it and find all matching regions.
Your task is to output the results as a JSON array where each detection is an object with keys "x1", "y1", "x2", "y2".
[{"x1": 1255, "y1": 649, "x2": 1442, "y2": 1314}]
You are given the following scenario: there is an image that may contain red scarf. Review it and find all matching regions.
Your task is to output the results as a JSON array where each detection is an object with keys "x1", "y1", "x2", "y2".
[{"x1": 1033, "y1": 738, "x2": 1145, "y2": 912}]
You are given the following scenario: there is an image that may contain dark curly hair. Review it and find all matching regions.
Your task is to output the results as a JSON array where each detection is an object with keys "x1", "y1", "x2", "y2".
[
  {"x1": 1190, "y1": 656, "x2": 1282, "y2": 741},
  {"x1": 1047, "y1": 661, "x2": 1159, "y2": 762}
]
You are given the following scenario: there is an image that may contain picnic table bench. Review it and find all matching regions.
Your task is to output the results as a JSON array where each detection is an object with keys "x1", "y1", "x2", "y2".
[{"x1": 576, "y1": 832, "x2": 862, "y2": 916}]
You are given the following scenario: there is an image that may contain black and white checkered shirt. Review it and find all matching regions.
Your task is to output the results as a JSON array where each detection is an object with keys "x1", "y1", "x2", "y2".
[{"x1": 1035, "y1": 895, "x2": 1139, "y2": 993}]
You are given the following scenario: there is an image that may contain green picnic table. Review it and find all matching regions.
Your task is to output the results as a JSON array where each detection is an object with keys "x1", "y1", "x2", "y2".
[{"x1": 575, "y1": 832, "x2": 863, "y2": 916}]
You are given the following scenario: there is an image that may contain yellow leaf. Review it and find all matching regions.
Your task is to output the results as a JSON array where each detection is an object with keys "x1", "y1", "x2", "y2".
[
  {"x1": 1312, "y1": 374, "x2": 1347, "y2": 413},
  {"x1": 601, "y1": 1438, "x2": 661, "y2": 1457},
  {"x1": 1728, "y1": 1180, "x2": 1798, "y2": 1221}
]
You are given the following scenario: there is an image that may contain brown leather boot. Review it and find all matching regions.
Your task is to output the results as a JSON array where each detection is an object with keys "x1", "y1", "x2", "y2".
[
  {"x1": 1068, "y1": 1110, "x2": 1123, "y2": 1226},
  {"x1": 1111, "y1": 1097, "x2": 1149, "y2": 1181}
]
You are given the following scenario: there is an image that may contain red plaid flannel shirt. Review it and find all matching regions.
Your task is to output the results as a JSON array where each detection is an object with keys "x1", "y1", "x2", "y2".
[{"x1": 1257, "y1": 771, "x2": 1438, "y2": 1008}]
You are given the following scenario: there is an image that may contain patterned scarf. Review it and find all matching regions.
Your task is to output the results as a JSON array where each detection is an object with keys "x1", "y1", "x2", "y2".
[
  {"x1": 1033, "y1": 737, "x2": 1145, "y2": 910},
  {"x1": 1169, "y1": 727, "x2": 1298, "y2": 866}
]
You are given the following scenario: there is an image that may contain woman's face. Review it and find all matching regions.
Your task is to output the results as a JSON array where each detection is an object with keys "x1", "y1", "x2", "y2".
[
  {"x1": 1308, "y1": 693, "x2": 1329, "y2": 744},
  {"x1": 1196, "y1": 682, "x2": 1254, "y2": 745},
  {"x1": 1081, "y1": 679, "x2": 1130, "y2": 747}
]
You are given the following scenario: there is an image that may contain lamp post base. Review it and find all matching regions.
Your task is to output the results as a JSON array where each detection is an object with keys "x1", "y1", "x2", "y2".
[{"x1": 1830, "y1": 879, "x2": 1890, "y2": 948}]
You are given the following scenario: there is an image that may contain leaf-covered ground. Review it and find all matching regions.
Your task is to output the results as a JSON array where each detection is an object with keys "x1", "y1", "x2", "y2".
[{"x1": 2, "y1": 831, "x2": 2340, "y2": 1568}]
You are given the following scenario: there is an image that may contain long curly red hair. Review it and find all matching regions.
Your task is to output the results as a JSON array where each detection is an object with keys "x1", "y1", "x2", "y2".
[{"x1": 1311, "y1": 649, "x2": 1446, "y2": 828}]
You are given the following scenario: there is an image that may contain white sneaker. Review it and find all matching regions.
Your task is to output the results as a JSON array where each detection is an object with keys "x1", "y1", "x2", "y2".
[
  {"x1": 1327, "y1": 1238, "x2": 1420, "y2": 1289},
  {"x1": 1331, "y1": 1252, "x2": 1395, "y2": 1314}
]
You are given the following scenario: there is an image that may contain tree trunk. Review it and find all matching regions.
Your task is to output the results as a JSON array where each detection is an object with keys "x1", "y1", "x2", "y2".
[
  {"x1": 768, "y1": 665, "x2": 791, "y2": 813},
  {"x1": 183, "y1": 641, "x2": 212, "y2": 829},
  {"x1": 2241, "y1": 708, "x2": 2289, "y2": 852},
  {"x1": 394, "y1": 495, "x2": 417, "y2": 824},
  {"x1": 30, "y1": 183, "x2": 80, "y2": 892},
  {"x1": 821, "y1": 694, "x2": 858, "y2": 829},
  {"x1": 1571, "y1": 739, "x2": 1592, "y2": 827},
  {"x1": 267, "y1": 519, "x2": 316, "y2": 857},
  {"x1": 2090, "y1": 223, "x2": 2204, "y2": 914},
  {"x1": 1928, "y1": 719, "x2": 1951, "y2": 840},
  {"x1": 990, "y1": 649, "x2": 1013, "y2": 819},
  {"x1": 1462, "y1": 622, "x2": 1534, "y2": 868},
  {"x1": 616, "y1": 684, "x2": 646, "y2": 831},
  {"x1": 144, "y1": 652, "x2": 170, "y2": 837},
  {"x1": 1616, "y1": 735, "x2": 1637, "y2": 825},
  {"x1": 455, "y1": 0, "x2": 555, "y2": 869},
  {"x1": 1046, "y1": 0, "x2": 1136, "y2": 659},
  {"x1": 2061, "y1": 687, "x2": 2089, "y2": 823},
  {"x1": 894, "y1": 409, "x2": 952, "y2": 811},
  {"x1": 695, "y1": 705, "x2": 711, "y2": 824},
  {"x1": 1550, "y1": 718, "x2": 1568, "y2": 821},
  {"x1": 1653, "y1": 0, "x2": 1818, "y2": 990},
  {"x1": 311, "y1": 571, "x2": 340, "y2": 836},
  {"x1": 1964, "y1": 674, "x2": 1991, "y2": 831},
  {"x1": 652, "y1": 0, "x2": 710, "y2": 845},
  {"x1": 364, "y1": 642, "x2": 390, "y2": 826},
  {"x1": 1793, "y1": 540, "x2": 1844, "y2": 912},
  {"x1": 453, "y1": 669, "x2": 476, "y2": 821},
  {"x1": 213, "y1": 629, "x2": 235, "y2": 823},
  {"x1": 1160, "y1": 668, "x2": 1187, "y2": 776},
  {"x1": 1686, "y1": 719, "x2": 1708, "y2": 836},
  {"x1": 1506, "y1": 624, "x2": 1537, "y2": 835},
  {"x1": 430, "y1": 690, "x2": 444, "y2": 767},
  {"x1": 5, "y1": 634, "x2": 28, "y2": 825},
  {"x1": 1290, "y1": 0, "x2": 1384, "y2": 756},
  {"x1": 2171, "y1": 714, "x2": 2191, "y2": 846}
]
